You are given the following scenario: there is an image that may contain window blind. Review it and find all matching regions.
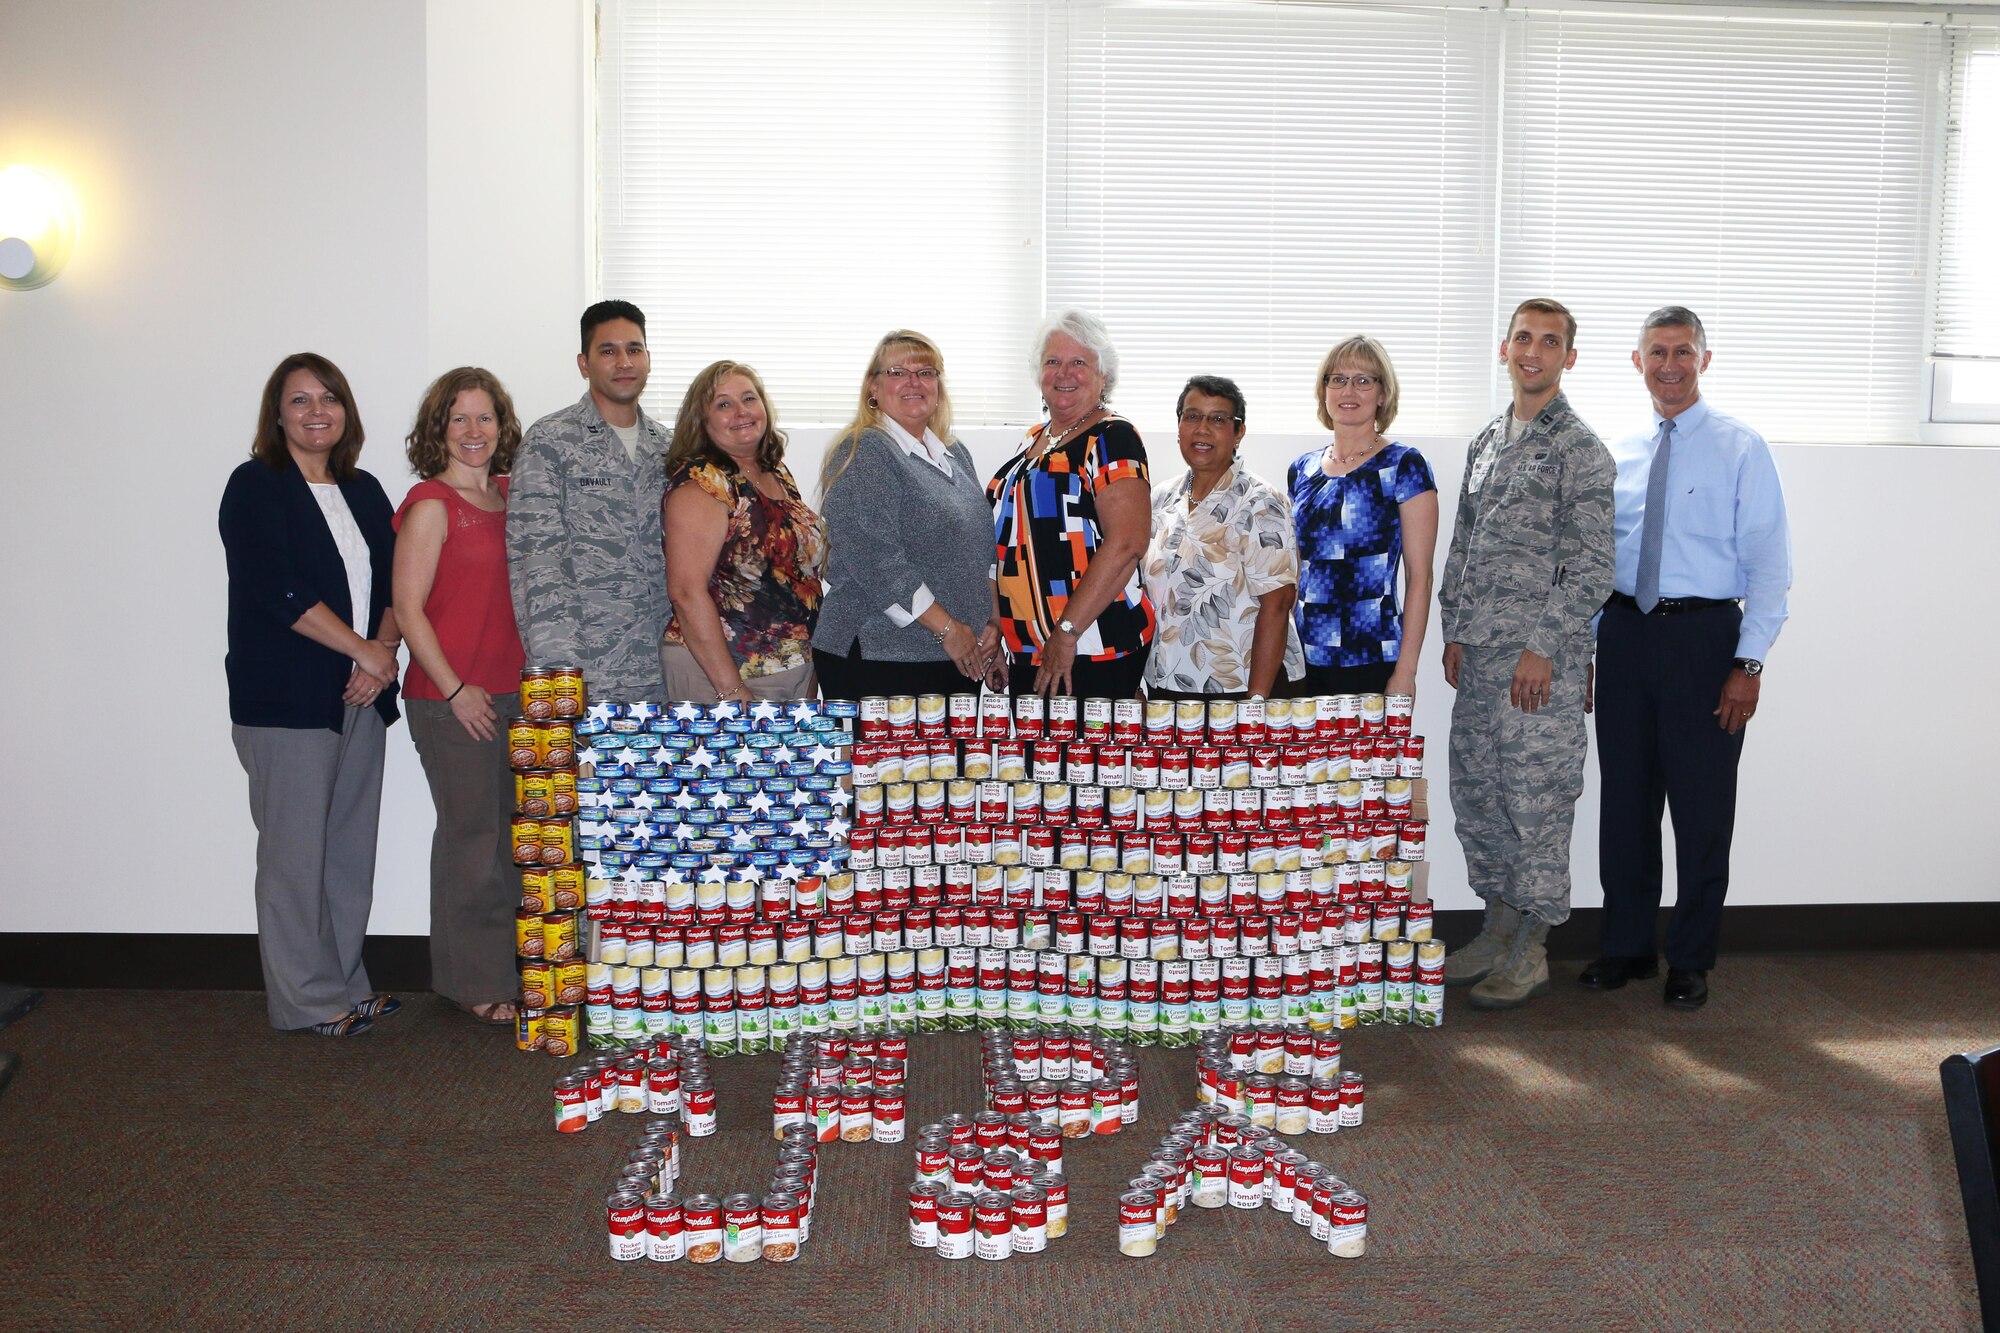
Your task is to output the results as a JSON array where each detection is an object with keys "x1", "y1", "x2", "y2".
[
  {"x1": 597, "y1": 0, "x2": 1047, "y2": 427},
  {"x1": 1933, "y1": 28, "x2": 2000, "y2": 361},
  {"x1": 1046, "y1": 0, "x2": 1501, "y2": 437},
  {"x1": 1497, "y1": 8, "x2": 1941, "y2": 445}
]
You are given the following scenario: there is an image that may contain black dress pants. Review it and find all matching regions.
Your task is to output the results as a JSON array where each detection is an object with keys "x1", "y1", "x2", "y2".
[
  {"x1": 1593, "y1": 600, "x2": 1747, "y2": 971},
  {"x1": 813, "y1": 640, "x2": 977, "y2": 703},
  {"x1": 1006, "y1": 648, "x2": 1150, "y2": 700}
]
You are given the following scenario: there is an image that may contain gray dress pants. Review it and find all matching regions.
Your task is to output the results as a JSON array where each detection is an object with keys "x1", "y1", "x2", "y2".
[
  {"x1": 232, "y1": 703, "x2": 386, "y2": 1029},
  {"x1": 406, "y1": 696, "x2": 521, "y2": 1007}
]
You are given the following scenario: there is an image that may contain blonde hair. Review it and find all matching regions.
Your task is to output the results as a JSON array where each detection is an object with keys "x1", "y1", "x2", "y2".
[
  {"x1": 665, "y1": 361, "x2": 786, "y2": 478},
  {"x1": 821, "y1": 330, "x2": 956, "y2": 499},
  {"x1": 1315, "y1": 335, "x2": 1401, "y2": 434}
]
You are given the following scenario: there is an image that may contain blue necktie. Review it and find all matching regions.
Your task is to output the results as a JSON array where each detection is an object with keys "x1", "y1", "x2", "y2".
[{"x1": 1634, "y1": 418, "x2": 1674, "y2": 614}]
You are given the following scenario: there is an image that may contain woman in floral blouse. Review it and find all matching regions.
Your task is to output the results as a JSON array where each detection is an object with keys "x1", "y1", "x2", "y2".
[
  {"x1": 1143, "y1": 375, "x2": 1305, "y2": 700},
  {"x1": 661, "y1": 361, "x2": 826, "y2": 704}
]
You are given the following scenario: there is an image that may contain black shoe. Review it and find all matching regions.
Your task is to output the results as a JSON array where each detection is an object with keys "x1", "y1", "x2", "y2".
[
  {"x1": 1578, "y1": 955, "x2": 1658, "y2": 990},
  {"x1": 1664, "y1": 968, "x2": 1709, "y2": 1010}
]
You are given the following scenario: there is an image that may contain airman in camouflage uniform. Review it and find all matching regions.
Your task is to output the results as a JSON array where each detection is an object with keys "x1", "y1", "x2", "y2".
[
  {"x1": 507, "y1": 301, "x2": 672, "y2": 704},
  {"x1": 1438, "y1": 299, "x2": 1616, "y2": 1010}
]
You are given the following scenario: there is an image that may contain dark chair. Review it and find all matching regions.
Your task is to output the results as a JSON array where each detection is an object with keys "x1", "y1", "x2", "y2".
[{"x1": 1941, "y1": 1046, "x2": 2000, "y2": 1331}]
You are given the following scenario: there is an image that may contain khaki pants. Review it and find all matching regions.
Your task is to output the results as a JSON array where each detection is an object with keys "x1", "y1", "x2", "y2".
[{"x1": 660, "y1": 640, "x2": 813, "y2": 703}]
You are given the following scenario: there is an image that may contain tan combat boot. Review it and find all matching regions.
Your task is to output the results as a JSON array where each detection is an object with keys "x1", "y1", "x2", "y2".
[
  {"x1": 1442, "y1": 899, "x2": 1519, "y2": 988},
  {"x1": 1466, "y1": 913, "x2": 1552, "y2": 1010}
]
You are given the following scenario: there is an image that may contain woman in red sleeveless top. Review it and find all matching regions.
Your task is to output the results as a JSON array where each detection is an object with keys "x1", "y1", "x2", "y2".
[{"x1": 392, "y1": 368, "x2": 528, "y2": 1024}]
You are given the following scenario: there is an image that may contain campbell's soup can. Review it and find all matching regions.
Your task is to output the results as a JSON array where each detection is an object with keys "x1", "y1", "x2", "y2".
[
  {"x1": 1046, "y1": 695, "x2": 1078, "y2": 741},
  {"x1": 1338, "y1": 1071, "x2": 1365, "y2": 1128},
  {"x1": 974, "y1": 1193, "x2": 1013, "y2": 1260},
  {"x1": 1010, "y1": 1186, "x2": 1048, "y2": 1254},
  {"x1": 1328, "y1": 1190, "x2": 1368, "y2": 1257},
  {"x1": 1118, "y1": 1189, "x2": 1160, "y2": 1257},
  {"x1": 936, "y1": 1191, "x2": 976, "y2": 1260},
  {"x1": 1226, "y1": 1145, "x2": 1265, "y2": 1209},
  {"x1": 607, "y1": 1189, "x2": 647, "y2": 1261},
  {"x1": 1383, "y1": 693, "x2": 1413, "y2": 736},
  {"x1": 1032, "y1": 1172, "x2": 1069, "y2": 1239},
  {"x1": 909, "y1": 1180, "x2": 944, "y2": 1248},
  {"x1": 554, "y1": 1073, "x2": 589, "y2": 1132},
  {"x1": 684, "y1": 1194, "x2": 723, "y2": 1263},
  {"x1": 761, "y1": 1192, "x2": 801, "y2": 1262},
  {"x1": 683, "y1": 1080, "x2": 718, "y2": 1136},
  {"x1": 644, "y1": 1193, "x2": 685, "y2": 1262}
]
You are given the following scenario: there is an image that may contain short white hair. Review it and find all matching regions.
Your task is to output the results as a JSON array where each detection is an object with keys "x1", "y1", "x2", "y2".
[{"x1": 1032, "y1": 308, "x2": 1119, "y2": 401}]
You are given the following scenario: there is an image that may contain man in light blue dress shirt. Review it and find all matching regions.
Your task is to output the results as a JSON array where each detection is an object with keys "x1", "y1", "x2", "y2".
[{"x1": 1582, "y1": 306, "x2": 1792, "y2": 1010}]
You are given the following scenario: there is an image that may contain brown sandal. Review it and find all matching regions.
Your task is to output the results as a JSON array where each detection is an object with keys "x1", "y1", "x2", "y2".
[{"x1": 457, "y1": 1000, "x2": 517, "y2": 1025}]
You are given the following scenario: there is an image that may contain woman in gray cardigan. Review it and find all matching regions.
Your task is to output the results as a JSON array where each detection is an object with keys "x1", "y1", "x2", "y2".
[{"x1": 812, "y1": 330, "x2": 1000, "y2": 701}]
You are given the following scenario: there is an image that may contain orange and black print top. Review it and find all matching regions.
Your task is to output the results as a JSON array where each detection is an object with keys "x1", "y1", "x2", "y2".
[{"x1": 986, "y1": 415, "x2": 1157, "y2": 664}]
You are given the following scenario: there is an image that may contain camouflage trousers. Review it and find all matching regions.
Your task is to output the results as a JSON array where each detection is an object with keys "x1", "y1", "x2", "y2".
[{"x1": 1448, "y1": 642, "x2": 1590, "y2": 926}]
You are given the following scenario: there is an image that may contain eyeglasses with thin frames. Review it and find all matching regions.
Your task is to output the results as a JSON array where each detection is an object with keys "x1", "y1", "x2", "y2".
[
  {"x1": 878, "y1": 366, "x2": 939, "y2": 382},
  {"x1": 1178, "y1": 410, "x2": 1241, "y2": 429},
  {"x1": 1323, "y1": 373, "x2": 1378, "y2": 391}
]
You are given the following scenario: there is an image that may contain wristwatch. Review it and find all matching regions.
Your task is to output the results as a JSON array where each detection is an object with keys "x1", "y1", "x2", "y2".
[
  {"x1": 1057, "y1": 618, "x2": 1079, "y2": 637},
  {"x1": 1733, "y1": 658, "x2": 1763, "y2": 677}
]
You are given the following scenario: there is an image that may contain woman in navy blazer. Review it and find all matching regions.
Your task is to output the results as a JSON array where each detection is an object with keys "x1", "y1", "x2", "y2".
[{"x1": 219, "y1": 353, "x2": 404, "y2": 1037}]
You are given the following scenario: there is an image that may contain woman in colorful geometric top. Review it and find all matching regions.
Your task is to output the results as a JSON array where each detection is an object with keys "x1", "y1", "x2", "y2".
[
  {"x1": 987, "y1": 310, "x2": 1156, "y2": 698},
  {"x1": 661, "y1": 361, "x2": 826, "y2": 705},
  {"x1": 1288, "y1": 335, "x2": 1439, "y2": 699}
]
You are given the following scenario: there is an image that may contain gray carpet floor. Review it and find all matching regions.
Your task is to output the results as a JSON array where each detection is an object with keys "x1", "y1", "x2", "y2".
[{"x1": 0, "y1": 950, "x2": 1990, "y2": 1332}]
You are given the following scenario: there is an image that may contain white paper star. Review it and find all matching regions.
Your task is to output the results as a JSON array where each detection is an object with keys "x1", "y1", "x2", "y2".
[
  {"x1": 789, "y1": 702, "x2": 816, "y2": 724},
  {"x1": 738, "y1": 863, "x2": 764, "y2": 883},
  {"x1": 671, "y1": 790, "x2": 697, "y2": 811},
  {"x1": 786, "y1": 817, "x2": 813, "y2": 838},
  {"x1": 712, "y1": 700, "x2": 741, "y2": 723},
  {"x1": 661, "y1": 866, "x2": 689, "y2": 887},
  {"x1": 728, "y1": 829, "x2": 758, "y2": 852},
  {"x1": 825, "y1": 816, "x2": 851, "y2": 840},
  {"x1": 750, "y1": 700, "x2": 781, "y2": 725},
  {"x1": 670, "y1": 823, "x2": 697, "y2": 845},
  {"x1": 612, "y1": 747, "x2": 644, "y2": 770},
  {"x1": 687, "y1": 743, "x2": 717, "y2": 771},
  {"x1": 630, "y1": 702, "x2": 661, "y2": 723},
  {"x1": 588, "y1": 701, "x2": 618, "y2": 725},
  {"x1": 764, "y1": 744, "x2": 793, "y2": 766},
  {"x1": 746, "y1": 791, "x2": 775, "y2": 816},
  {"x1": 730, "y1": 746, "x2": 758, "y2": 770},
  {"x1": 826, "y1": 787, "x2": 854, "y2": 810},
  {"x1": 699, "y1": 866, "x2": 729, "y2": 884},
  {"x1": 811, "y1": 858, "x2": 838, "y2": 878},
  {"x1": 777, "y1": 862, "x2": 804, "y2": 882},
  {"x1": 807, "y1": 743, "x2": 839, "y2": 768},
  {"x1": 787, "y1": 788, "x2": 814, "y2": 809},
  {"x1": 631, "y1": 791, "x2": 660, "y2": 811},
  {"x1": 672, "y1": 701, "x2": 702, "y2": 723},
  {"x1": 619, "y1": 864, "x2": 647, "y2": 884},
  {"x1": 708, "y1": 791, "x2": 733, "y2": 810}
]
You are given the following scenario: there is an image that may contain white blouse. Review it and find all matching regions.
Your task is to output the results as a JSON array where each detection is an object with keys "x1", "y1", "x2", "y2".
[{"x1": 309, "y1": 482, "x2": 373, "y2": 635}]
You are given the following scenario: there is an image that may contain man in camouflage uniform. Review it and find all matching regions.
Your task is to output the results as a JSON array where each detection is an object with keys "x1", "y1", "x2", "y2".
[
  {"x1": 507, "y1": 300, "x2": 672, "y2": 704},
  {"x1": 1438, "y1": 298, "x2": 1616, "y2": 1010}
]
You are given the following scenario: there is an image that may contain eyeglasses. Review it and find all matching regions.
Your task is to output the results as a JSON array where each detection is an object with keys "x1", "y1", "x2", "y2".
[
  {"x1": 878, "y1": 366, "x2": 939, "y2": 382},
  {"x1": 1178, "y1": 410, "x2": 1241, "y2": 429},
  {"x1": 1323, "y1": 373, "x2": 1378, "y2": 391}
]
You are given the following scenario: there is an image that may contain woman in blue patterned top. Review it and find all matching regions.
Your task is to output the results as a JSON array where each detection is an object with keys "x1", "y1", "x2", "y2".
[{"x1": 1288, "y1": 335, "x2": 1439, "y2": 699}]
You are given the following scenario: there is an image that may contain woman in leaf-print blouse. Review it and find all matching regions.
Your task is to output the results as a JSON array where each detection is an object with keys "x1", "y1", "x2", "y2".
[
  {"x1": 1143, "y1": 374, "x2": 1305, "y2": 700},
  {"x1": 987, "y1": 309, "x2": 1156, "y2": 699},
  {"x1": 660, "y1": 360, "x2": 826, "y2": 705}
]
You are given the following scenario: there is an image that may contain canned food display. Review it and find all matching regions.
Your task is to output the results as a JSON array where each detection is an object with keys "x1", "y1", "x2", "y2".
[{"x1": 1108, "y1": 1102, "x2": 1373, "y2": 1261}]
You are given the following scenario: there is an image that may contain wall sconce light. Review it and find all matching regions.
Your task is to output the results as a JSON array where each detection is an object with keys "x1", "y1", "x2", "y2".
[{"x1": 0, "y1": 165, "x2": 79, "y2": 291}]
